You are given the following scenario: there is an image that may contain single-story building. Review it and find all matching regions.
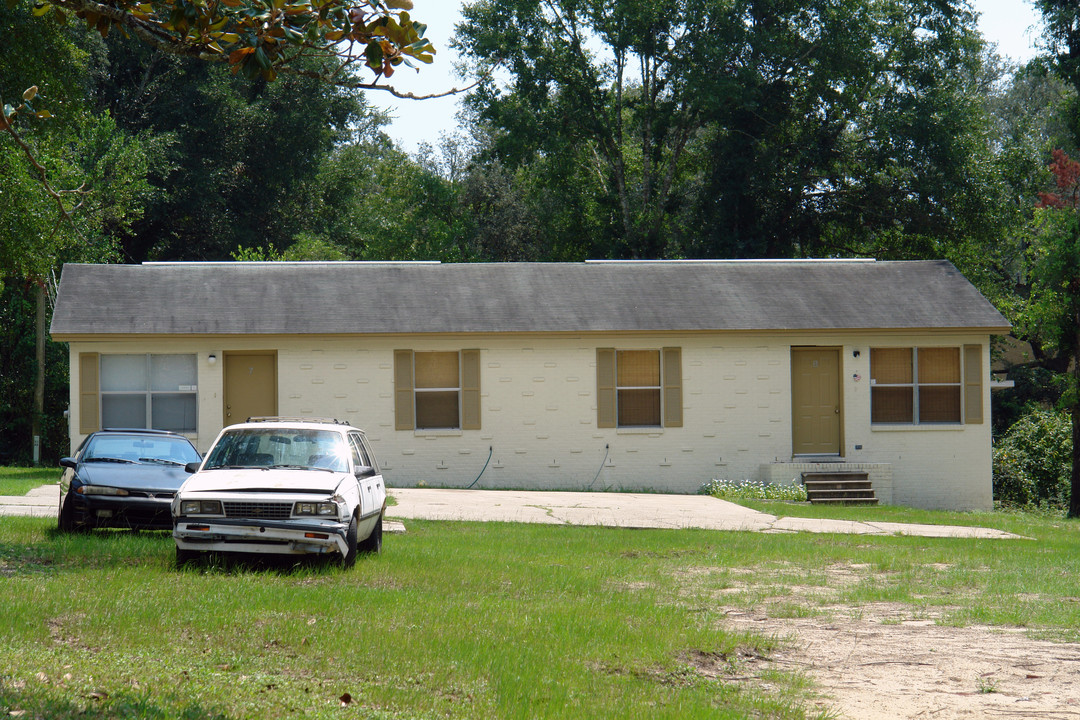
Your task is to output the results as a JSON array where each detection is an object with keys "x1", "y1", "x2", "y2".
[{"x1": 50, "y1": 259, "x2": 1011, "y2": 510}]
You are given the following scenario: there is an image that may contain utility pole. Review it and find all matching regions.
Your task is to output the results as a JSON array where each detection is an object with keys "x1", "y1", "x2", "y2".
[{"x1": 33, "y1": 281, "x2": 44, "y2": 466}]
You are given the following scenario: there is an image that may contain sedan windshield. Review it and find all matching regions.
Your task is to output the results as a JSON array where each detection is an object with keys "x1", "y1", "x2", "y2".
[
  {"x1": 204, "y1": 429, "x2": 348, "y2": 471},
  {"x1": 83, "y1": 434, "x2": 201, "y2": 465}
]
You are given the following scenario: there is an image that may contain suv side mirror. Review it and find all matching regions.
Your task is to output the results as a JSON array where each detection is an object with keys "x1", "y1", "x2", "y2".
[
  {"x1": 59, "y1": 457, "x2": 77, "y2": 470},
  {"x1": 354, "y1": 464, "x2": 374, "y2": 478},
  {"x1": 184, "y1": 461, "x2": 201, "y2": 473}
]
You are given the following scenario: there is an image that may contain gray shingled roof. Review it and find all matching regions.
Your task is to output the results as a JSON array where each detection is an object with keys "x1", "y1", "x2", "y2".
[{"x1": 49, "y1": 260, "x2": 1010, "y2": 337}]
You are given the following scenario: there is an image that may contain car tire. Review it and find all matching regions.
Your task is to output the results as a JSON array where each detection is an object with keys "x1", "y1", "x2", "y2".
[
  {"x1": 176, "y1": 547, "x2": 201, "y2": 568},
  {"x1": 341, "y1": 515, "x2": 358, "y2": 569},
  {"x1": 58, "y1": 494, "x2": 85, "y2": 533},
  {"x1": 358, "y1": 513, "x2": 383, "y2": 555}
]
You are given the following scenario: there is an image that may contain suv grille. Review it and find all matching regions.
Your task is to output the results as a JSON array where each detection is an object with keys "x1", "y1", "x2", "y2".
[{"x1": 223, "y1": 501, "x2": 292, "y2": 520}]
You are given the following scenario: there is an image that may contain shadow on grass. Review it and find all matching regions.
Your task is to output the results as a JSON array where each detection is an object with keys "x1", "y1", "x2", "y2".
[
  {"x1": 0, "y1": 686, "x2": 233, "y2": 720},
  {"x1": 2, "y1": 517, "x2": 357, "y2": 579},
  {"x1": 175, "y1": 549, "x2": 351, "y2": 575}
]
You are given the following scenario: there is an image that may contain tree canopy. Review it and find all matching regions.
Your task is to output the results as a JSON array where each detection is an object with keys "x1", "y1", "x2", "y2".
[{"x1": 454, "y1": 0, "x2": 1001, "y2": 260}]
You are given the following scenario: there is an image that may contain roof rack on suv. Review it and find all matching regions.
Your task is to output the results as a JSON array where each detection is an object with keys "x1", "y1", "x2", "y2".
[{"x1": 245, "y1": 416, "x2": 351, "y2": 425}]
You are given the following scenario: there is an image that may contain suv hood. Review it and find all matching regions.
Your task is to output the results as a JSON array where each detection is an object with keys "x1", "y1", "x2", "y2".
[{"x1": 181, "y1": 468, "x2": 346, "y2": 495}]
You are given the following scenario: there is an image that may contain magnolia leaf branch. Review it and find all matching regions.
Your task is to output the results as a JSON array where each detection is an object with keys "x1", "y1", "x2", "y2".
[{"x1": 39, "y1": 0, "x2": 476, "y2": 93}]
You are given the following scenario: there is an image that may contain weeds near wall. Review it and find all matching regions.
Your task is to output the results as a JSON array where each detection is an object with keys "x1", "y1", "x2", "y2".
[{"x1": 700, "y1": 479, "x2": 808, "y2": 502}]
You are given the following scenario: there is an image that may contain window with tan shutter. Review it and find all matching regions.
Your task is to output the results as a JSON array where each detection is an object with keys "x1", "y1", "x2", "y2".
[
  {"x1": 870, "y1": 347, "x2": 968, "y2": 424},
  {"x1": 597, "y1": 348, "x2": 682, "y2": 428},
  {"x1": 395, "y1": 350, "x2": 481, "y2": 431}
]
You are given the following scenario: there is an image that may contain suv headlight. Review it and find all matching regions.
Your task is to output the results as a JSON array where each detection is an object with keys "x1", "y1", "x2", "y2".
[
  {"x1": 294, "y1": 501, "x2": 338, "y2": 517},
  {"x1": 180, "y1": 500, "x2": 223, "y2": 515}
]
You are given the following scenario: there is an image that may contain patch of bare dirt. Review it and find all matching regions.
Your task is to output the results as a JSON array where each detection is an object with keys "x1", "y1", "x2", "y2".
[{"x1": 723, "y1": 601, "x2": 1080, "y2": 719}]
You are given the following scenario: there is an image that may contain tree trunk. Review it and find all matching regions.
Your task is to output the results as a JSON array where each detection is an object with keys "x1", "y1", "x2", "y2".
[
  {"x1": 32, "y1": 282, "x2": 45, "y2": 466},
  {"x1": 1071, "y1": 300, "x2": 1080, "y2": 517},
  {"x1": 1071, "y1": 396, "x2": 1080, "y2": 517}
]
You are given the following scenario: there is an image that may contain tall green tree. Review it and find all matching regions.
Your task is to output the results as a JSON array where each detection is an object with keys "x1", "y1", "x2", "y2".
[
  {"x1": 1024, "y1": 149, "x2": 1080, "y2": 516},
  {"x1": 456, "y1": 0, "x2": 996, "y2": 260},
  {"x1": 93, "y1": 36, "x2": 369, "y2": 261},
  {"x1": 2, "y1": 0, "x2": 157, "y2": 462},
  {"x1": 1036, "y1": 0, "x2": 1080, "y2": 145}
]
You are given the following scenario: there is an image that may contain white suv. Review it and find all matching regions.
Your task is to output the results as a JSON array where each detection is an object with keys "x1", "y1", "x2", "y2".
[{"x1": 172, "y1": 418, "x2": 386, "y2": 568}]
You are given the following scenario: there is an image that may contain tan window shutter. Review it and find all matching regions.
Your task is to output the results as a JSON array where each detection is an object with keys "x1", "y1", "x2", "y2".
[
  {"x1": 963, "y1": 344, "x2": 983, "y2": 424},
  {"x1": 394, "y1": 350, "x2": 415, "y2": 431},
  {"x1": 596, "y1": 348, "x2": 616, "y2": 428},
  {"x1": 461, "y1": 349, "x2": 481, "y2": 430},
  {"x1": 662, "y1": 347, "x2": 683, "y2": 428},
  {"x1": 79, "y1": 352, "x2": 100, "y2": 434}
]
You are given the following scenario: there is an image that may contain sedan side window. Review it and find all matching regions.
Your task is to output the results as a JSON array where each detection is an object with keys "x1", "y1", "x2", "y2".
[{"x1": 349, "y1": 434, "x2": 374, "y2": 476}]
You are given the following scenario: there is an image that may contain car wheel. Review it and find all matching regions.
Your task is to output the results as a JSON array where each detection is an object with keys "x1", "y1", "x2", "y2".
[
  {"x1": 176, "y1": 546, "x2": 202, "y2": 568},
  {"x1": 341, "y1": 515, "x2": 359, "y2": 569},
  {"x1": 358, "y1": 513, "x2": 383, "y2": 555},
  {"x1": 57, "y1": 494, "x2": 85, "y2": 533}
]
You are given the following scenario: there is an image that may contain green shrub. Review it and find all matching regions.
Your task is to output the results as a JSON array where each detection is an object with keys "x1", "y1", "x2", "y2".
[
  {"x1": 993, "y1": 409, "x2": 1072, "y2": 509},
  {"x1": 699, "y1": 478, "x2": 808, "y2": 502}
]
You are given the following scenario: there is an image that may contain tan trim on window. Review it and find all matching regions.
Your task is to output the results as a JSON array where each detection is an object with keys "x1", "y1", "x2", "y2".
[
  {"x1": 662, "y1": 347, "x2": 683, "y2": 428},
  {"x1": 461, "y1": 349, "x2": 481, "y2": 430},
  {"x1": 394, "y1": 349, "x2": 415, "y2": 431},
  {"x1": 596, "y1": 348, "x2": 616, "y2": 428},
  {"x1": 963, "y1": 344, "x2": 983, "y2": 424},
  {"x1": 79, "y1": 352, "x2": 100, "y2": 434}
]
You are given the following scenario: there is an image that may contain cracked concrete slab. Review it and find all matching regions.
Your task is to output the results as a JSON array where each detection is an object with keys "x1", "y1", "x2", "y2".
[
  {"x1": 0, "y1": 485, "x2": 1024, "y2": 539},
  {"x1": 386, "y1": 488, "x2": 1024, "y2": 540}
]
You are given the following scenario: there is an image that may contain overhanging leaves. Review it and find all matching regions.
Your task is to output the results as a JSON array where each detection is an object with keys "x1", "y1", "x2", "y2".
[{"x1": 32, "y1": 0, "x2": 440, "y2": 93}]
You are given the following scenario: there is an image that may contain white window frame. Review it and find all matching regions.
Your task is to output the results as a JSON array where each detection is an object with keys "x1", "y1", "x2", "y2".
[
  {"x1": 615, "y1": 349, "x2": 663, "y2": 428},
  {"x1": 413, "y1": 351, "x2": 462, "y2": 430},
  {"x1": 99, "y1": 354, "x2": 198, "y2": 433}
]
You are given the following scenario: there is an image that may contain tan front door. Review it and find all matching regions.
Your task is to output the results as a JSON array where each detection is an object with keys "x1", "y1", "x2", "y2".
[
  {"x1": 791, "y1": 348, "x2": 842, "y2": 456},
  {"x1": 223, "y1": 352, "x2": 277, "y2": 424}
]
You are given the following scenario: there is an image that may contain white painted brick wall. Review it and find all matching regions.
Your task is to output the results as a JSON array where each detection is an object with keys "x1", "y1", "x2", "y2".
[{"x1": 65, "y1": 331, "x2": 995, "y2": 510}]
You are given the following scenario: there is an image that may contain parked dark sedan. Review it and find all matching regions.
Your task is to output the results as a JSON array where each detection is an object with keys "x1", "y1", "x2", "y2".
[{"x1": 58, "y1": 429, "x2": 202, "y2": 532}]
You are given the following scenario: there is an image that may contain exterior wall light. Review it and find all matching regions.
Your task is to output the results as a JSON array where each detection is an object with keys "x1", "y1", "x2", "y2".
[{"x1": 208, "y1": 353, "x2": 217, "y2": 365}]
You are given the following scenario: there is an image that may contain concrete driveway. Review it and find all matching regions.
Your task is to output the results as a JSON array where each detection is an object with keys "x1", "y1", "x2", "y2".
[
  {"x1": 387, "y1": 488, "x2": 1023, "y2": 540},
  {"x1": 1, "y1": 485, "x2": 1022, "y2": 539}
]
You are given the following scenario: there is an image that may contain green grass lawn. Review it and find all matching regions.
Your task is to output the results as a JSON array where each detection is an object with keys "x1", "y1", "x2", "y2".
[
  {"x1": 2, "y1": 503, "x2": 1080, "y2": 719},
  {"x1": 0, "y1": 467, "x2": 57, "y2": 496}
]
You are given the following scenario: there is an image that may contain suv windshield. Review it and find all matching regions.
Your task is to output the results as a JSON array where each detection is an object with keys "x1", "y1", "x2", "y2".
[
  {"x1": 204, "y1": 429, "x2": 348, "y2": 471},
  {"x1": 83, "y1": 434, "x2": 200, "y2": 465}
]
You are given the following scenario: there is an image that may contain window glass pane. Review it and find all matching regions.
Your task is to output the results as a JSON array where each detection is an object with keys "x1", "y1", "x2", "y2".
[
  {"x1": 617, "y1": 350, "x2": 660, "y2": 387},
  {"x1": 918, "y1": 348, "x2": 960, "y2": 384},
  {"x1": 348, "y1": 435, "x2": 365, "y2": 468},
  {"x1": 415, "y1": 352, "x2": 459, "y2": 389},
  {"x1": 919, "y1": 387, "x2": 961, "y2": 423},
  {"x1": 101, "y1": 355, "x2": 148, "y2": 391},
  {"x1": 416, "y1": 391, "x2": 460, "y2": 429},
  {"x1": 871, "y1": 387, "x2": 913, "y2": 423},
  {"x1": 870, "y1": 348, "x2": 912, "y2": 384},
  {"x1": 102, "y1": 394, "x2": 147, "y2": 428},
  {"x1": 618, "y1": 388, "x2": 661, "y2": 426},
  {"x1": 151, "y1": 394, "x2": 196, "y2": 433},
  {"x1": 151, "y1": 354, "x2": 196, "y2": 391}
]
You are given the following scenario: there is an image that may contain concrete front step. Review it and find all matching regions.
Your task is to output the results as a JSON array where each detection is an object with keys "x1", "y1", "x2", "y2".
[
  {"x1": 806, "y1": 498, "x2": 879, "y2": 506},
  {"x1": 802, "y1": 471, "x2": 878, "y2": 505},
  {"x1": 804, "y1": 480, "x2": 874, "y2": 492}
]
